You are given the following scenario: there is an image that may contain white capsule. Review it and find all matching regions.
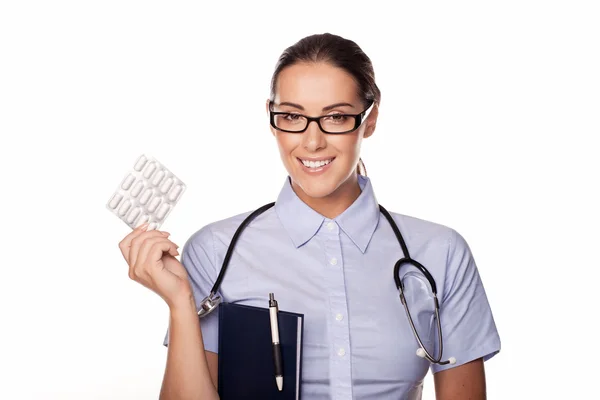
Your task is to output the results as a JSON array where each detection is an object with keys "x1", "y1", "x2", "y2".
[
  {"x1": 160, "y1": 177, "x2": 174, "y2": 193},
  {"x1": 121, "y1": 174, "x2": 135, "y2": 190},
  {"x1": 139, "y1": 188, "x2": 153, "y2": 205},
  {"x1": 156, "y1": 203, "x2": 171, "y2": 220},
  {"x1": 130, "y1": 181, "x2": 144, "y2": 197},
  {"x1": 135, "y1": 214, "x2": 150, "y2": 227},
  {"x1": 108, "y1": 193, "x2": 123, "y2": 209},
  {"x1": 142, "y1": 162, "x2": 157, "y2": 179},
  {"x1": 167, "y1": 184, "x2": 183, "y2": 201},
  {"x1": 118, "y1": 199, "x2": 131, "y2": 216},
  {"x1": 134, "y1": 155, "x2": 148, "y2": 171},
  {"x1": 147, "y1": 196, "x2": 161, "y2": 212},
  {"x1": 126, "y1": 206, "x2": 141, "y2": 223},
  {"x1": 152, "y1": 170, "x2": 165, "y2": 186}
]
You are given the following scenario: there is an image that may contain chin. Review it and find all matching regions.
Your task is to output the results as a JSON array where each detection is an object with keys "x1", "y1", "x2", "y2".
[
  {"x1": 289, "y1": 171, "x2": 346, "y2": 199},
  {"x1": 296, "y1": 181, "x2": 337, "y2": 198}
]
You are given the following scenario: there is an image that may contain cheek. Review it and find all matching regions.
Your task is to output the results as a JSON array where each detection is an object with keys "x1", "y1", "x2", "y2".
[
  {"x1": 275, "y1": 134, "x2": 301, "y2": 164},
  {"x1": 329, "y1": 134, "x2": 361, "y2": 161}
]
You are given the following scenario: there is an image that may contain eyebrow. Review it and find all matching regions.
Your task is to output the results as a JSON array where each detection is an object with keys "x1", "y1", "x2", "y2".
[{"x1": 278, "y1": 102, "x2": 356, "y2": 111}]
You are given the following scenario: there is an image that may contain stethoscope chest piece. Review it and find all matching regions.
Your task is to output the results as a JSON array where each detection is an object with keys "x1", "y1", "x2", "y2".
[{"x1": 197, "y1": 293, "x2": 222, "y2": 317}]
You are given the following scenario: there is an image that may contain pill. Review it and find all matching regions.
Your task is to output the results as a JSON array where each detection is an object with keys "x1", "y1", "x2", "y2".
[
  {"x1": 139, "y1": 188, "x2": 153, "y2": 204},
  {"x1": 130, "y1": 181, "x2": 144, "y2": 197},
  {"x1": 134, "y1": 155, "x2": 148, "y2": 171},
  {"x1": 126, "y1": 206, "x2": 141, "y2": 223},
  {"x1": 167, "y1": 184, "x2": 183, "y2": 201},
  {"x1": 160, "y1": 177, "x2": 174, "y2": 193},
  {"x1": 121, "y1": 174, "x2": 135, "y2": 190},
  {"x1": 156, "y1": 203, "x2": 171, "y2": 220},
  {"x1": 135, "y1": 214, "x2": 150, "y2": 227},
  {"x1": 108, "y1": 154, "x2": 186, "y2": 230},
  {"x1": 147, "y1": 196, "x2": 161, "y2": 212},
  {"x1": 108, "y1": 193, "x2": 123, "y2": 209},
  {"x1": 143, "y1": 162, "x2": 157, "y2": 179},
  {"x1": 152, "y1": 169, "x2": 165, "y2": 186},
  {"x1": 118, "y1": 199, "x2": 131, "y2": 216}
]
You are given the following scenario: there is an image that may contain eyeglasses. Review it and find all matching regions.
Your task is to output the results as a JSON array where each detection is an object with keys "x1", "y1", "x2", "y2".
[{"x1": 269, "y1": 100, "x2": 375, "y2": 134}]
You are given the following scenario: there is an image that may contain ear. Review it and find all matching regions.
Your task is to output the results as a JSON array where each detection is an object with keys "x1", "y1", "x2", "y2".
[
  {"x1": 266, "y1": 99, "x2": 277, "y2": 137},
  {"x1": 363, "y1": 102, "x2": 379, "y2": 139}
]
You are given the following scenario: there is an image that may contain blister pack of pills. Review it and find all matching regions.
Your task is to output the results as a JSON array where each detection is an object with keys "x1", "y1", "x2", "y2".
[{"x1": 106, "y1": 154, "x2": 186, "y2": 230}]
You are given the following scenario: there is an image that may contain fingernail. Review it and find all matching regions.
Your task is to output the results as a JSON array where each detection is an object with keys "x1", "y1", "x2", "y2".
[
  {"x1": 139, "y1": 222, "x2": 149, "y2": 230},
  {"x1": 161, "y1": 231, "x2": 170, "y2": 236}
]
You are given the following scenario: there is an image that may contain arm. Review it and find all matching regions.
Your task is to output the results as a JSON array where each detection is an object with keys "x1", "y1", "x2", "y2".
[
  {"x1": 430, "y1": 229, "x2": 500, "y2": 395},
  {"x1": 434, "y1": 358, "x2": 485, "y2": 400},
  {"x1": 159, "y1": 294, "x2": 219, "y2": 400}
]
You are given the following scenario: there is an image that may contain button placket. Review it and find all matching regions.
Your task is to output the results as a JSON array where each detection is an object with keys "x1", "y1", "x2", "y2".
[{"x1": 320, "y1": 221, "x2": 353, "y2": 399}]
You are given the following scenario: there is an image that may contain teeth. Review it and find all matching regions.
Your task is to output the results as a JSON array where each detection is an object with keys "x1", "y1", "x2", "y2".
[{"x1": 301, "y1": 158, "x2": 333, "y2": 168}]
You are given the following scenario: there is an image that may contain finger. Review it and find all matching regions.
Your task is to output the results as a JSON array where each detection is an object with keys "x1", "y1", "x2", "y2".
[
  {"x1": 137, "y1": 238, "x2": 179, "y2": 270},
  {"x1": 129, "y1": 230, "x2": 170, "y2": 267},
  {"x1": 130, "y1": 236, "x2": 171, "y2": 282},
  {"x1": 133, "y1": 239, "x2": 179, "y2": 285},
  {"x1": 119, "y1": 222, "x2": 150, "y2": 260}
]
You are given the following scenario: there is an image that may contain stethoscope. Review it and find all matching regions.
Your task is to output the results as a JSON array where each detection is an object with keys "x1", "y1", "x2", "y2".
[{"x1": 197, "y1": 202, "x2": 456, "y2": 366}]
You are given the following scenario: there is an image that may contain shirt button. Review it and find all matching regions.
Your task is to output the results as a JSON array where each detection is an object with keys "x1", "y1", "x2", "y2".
[
  {"x1": 335, "y1": 313, "x2": 344, "y2": 321},
  {"x1": 329, "y1": 257, "x2": 338, "y2": 265},
  {"x1": 337, "y1": 348, "x2": 346, "y2": 357},
  {"x1": 327, "y1": 222, "x2": 335, "y2": 230}
]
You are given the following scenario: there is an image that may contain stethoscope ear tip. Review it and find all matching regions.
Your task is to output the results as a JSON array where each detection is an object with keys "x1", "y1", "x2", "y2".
[
  {"x1": 416, "y1": 348, "x2": 426, "y2": 358},
  {"x1": 448, "y1": 357, "x2": 456, "y2": 365}
]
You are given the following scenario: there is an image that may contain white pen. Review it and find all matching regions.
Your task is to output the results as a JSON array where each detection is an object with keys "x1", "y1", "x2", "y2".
[{"x1": 269, "y1": 293, "x2": 284, "y2": 391}]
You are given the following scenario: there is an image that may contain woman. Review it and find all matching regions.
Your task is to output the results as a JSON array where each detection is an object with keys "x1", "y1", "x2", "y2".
[{"x1": 119, "y1": 33, "x2": 500, "y2": 399}]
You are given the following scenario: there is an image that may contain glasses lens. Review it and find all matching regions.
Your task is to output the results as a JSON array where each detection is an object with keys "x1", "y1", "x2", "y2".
[
  {"x1": 401, "y1": 271, "x2": 439, "y2": 358},
  {"x1": 273, "y1": 113, "x2": 308, "y2": 132},
  {"x1": 320, "y1": 114, "x2": 357, "y2": 133}
]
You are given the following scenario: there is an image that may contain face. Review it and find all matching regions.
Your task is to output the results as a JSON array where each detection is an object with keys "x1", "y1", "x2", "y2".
[{"x1": 267, "y1": 62, "x2": 378, "y2": 199}]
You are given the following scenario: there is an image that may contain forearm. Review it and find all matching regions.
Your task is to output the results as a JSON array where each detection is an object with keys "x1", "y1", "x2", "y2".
[{"x1": 160, "y1": 295, "x2": 219, "y2": 400}]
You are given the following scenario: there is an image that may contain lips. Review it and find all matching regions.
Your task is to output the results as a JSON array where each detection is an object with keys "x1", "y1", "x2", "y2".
[
  {"x1": 297, "y1": 157, "x2": 335, "y2": 169},
  {"x1": 296, "y1": 157, "x2": 335, "y2": 175}
]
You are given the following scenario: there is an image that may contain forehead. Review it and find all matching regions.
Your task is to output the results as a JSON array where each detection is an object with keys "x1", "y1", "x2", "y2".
[{"x1": 274, "y1": 62, "x2": 360, "y2": 107}]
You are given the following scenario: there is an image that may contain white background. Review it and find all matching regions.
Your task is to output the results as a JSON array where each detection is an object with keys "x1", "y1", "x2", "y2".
[{"x1": 1, "y1": 1, "x2": 598, "y2": 399}]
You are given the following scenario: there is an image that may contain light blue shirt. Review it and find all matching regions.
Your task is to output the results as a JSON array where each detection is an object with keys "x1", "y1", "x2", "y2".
[{"x1": 163, "y1": 175, "x2": 500, "y2": 399}]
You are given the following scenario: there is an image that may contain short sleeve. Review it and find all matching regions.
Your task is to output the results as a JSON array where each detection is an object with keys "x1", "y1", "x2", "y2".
[
  {"x1": 430, "y1": 228, "x2": 501, "y2": 374},
  {"x1": 162, "y1": 225, "x2": 220, "y2": 353}
]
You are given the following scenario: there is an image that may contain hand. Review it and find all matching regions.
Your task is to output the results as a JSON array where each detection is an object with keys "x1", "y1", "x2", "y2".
[{"x1": 118, "y1": 223, "x2": 193, "y2": 309}]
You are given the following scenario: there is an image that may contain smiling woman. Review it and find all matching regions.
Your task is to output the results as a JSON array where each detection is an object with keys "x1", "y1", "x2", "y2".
[{"x1": 119, "y1": 32, "x2": 500, "y2": 400}]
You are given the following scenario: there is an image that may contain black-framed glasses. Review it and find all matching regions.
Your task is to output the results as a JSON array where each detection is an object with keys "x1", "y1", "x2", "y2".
[{"x1": 268, "y1": 100, "x2": 375, "y2": 134}]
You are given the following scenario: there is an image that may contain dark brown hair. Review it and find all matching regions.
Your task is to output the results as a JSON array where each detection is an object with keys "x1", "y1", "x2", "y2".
[{"x1": 269, "y1": 33, "x2": 381, "y2": 176}]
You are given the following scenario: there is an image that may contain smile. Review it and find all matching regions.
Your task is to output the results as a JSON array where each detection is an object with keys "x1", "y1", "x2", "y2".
[{"x1": 298, "y1": 158, "x2": 335, "y2": 169}]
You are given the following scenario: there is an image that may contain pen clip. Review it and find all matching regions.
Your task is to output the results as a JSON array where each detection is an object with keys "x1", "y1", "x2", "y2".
[{"x1": 269, "y1": 292, "x2": 278, "y2": 308}]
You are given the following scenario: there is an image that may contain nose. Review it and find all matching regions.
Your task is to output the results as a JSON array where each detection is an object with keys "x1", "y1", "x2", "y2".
[{"x1": 302, "y1": 119, "x2": 327, "y2": 152}]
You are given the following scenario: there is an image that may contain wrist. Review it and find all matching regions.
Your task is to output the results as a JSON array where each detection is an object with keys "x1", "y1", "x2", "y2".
[{"x1": 168, "y1": 291, "x2": 196, "y2": 314}]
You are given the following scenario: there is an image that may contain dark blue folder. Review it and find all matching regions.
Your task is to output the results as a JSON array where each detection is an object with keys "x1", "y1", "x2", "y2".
[{"x1": 217, "y1": 302, "x2": 304, "y2": 399}]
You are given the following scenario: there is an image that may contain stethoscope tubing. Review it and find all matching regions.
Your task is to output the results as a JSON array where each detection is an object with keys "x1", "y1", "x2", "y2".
[{"x1": 198, "y1": 201, "x2": 453, "y2": 365}]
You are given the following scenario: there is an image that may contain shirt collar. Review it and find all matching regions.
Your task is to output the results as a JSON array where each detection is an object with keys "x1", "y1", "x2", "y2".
[{"x1": 274, "y1": 174, "x2": 380, "y2": 253}]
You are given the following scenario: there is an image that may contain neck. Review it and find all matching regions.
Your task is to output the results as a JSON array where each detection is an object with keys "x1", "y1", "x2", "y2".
[{"x1": 291, "y1": 174, "x2": 362, "y2": 219}]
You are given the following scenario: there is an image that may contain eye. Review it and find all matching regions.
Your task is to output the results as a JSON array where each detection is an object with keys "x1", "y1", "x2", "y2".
[
  {"x1": 283, "y1": 113, "x2": 302, "y2": 121},
  {"x1": 323, "y1": 114, "x2": 349, "y2": 124}
]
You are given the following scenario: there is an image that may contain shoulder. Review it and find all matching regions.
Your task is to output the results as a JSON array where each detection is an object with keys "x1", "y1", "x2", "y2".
[
  {"x1": 184, "y1": 203, "x2": 277, "y2": 249},
  {"x1": 383, "y1": 209, "x2": 470, "y2": 257}
]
